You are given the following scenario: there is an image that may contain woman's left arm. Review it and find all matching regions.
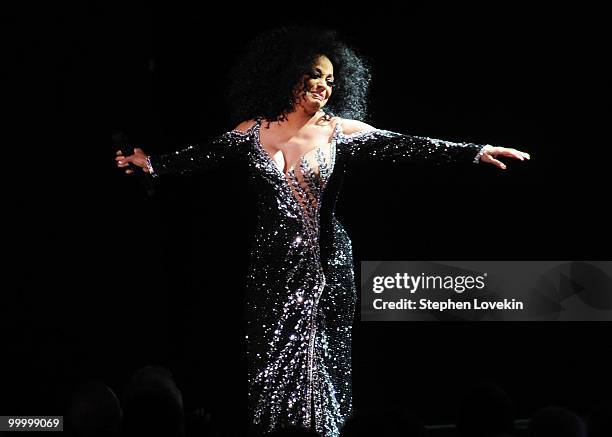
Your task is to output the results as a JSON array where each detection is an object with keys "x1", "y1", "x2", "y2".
[{"x1": 336, "y1": 119, "x2": 530, "y2": 168}]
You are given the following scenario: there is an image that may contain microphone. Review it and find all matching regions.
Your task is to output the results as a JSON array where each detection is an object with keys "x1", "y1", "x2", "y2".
[{"x1": 112, "y1": 131, "x2": 155, "y2": 197}]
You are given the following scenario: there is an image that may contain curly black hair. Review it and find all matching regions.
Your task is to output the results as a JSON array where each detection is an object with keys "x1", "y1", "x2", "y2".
[{"x1": 227, "y1": 27, "x2": 371, "y2": 124}]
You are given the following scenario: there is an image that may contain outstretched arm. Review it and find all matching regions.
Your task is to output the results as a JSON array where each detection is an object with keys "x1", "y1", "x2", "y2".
[
  {"x1": 336, "y1": 119, "x2": 530, "y2": 168},
  {"x1": 115, "y1": 122, "x2": 255, "y2": 176}
]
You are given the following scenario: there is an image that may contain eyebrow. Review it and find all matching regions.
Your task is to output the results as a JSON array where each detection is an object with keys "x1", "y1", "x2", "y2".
[{"x1": 313, "y1": 67, "x2": 334, "y2": 77}]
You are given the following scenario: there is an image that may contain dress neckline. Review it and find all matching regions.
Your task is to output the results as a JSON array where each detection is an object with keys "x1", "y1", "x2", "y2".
[{"x1": 254, "y1": 117, "x2": 341, "y2": 177}]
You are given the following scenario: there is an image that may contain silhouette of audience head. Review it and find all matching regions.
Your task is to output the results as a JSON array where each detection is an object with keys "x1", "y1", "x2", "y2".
[
  {"x1": 63, "y1": 366, "x2": 608, "y2": 437},
  {"x1": 587, "y1": 402, "x2": 612, "y2": 437},
  {"x1": 66, "y1": 380, "x2": 122, "y2": 437},
  {"x1": 528, "y1": 406, "x2": 586, "y2": 437},
  {"x1": 340, "y1": 407, "x2": 424, "y2": 437},
  {"x1": 456, "y1": 380, "x2": 515, "y2": 437},
  {"x1": 121, "y1": 365, "x2": 185, "y2": 437}
]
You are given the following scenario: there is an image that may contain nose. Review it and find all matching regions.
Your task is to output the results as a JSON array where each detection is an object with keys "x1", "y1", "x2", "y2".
[{"x1": 314, "y1": 78, "x2": 330, "y2": 92}]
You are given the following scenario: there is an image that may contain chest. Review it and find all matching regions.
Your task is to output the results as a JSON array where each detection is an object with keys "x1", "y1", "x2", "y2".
[{"x1": 258, "y1": 124, "x2": 335, "y2": 175}]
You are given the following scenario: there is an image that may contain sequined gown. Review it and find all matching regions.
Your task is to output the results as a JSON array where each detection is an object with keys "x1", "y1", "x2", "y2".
[{"x1": 149, "y1": 117, "x2": 485, "y2": 437}]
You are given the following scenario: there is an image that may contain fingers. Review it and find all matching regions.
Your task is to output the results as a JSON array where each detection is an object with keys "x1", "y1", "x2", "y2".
[
  {"x1": 506, "y1": 150, "x2": 525, "y2": 161},
  {"x1": 116, "y1": 150, "x2": 131, "y2": 158},
  {"x1": 115, "y1": 155, "x2": 133, "y2": 166},
  {"x1": 504, "y1": 148, "x2": 530, "y2": 161},
  {"x1": 115, "y1": 155, "x2": 136, "y2": 173},
  {"x1": 115, "y1": 150, "x2": 140, "y2": 175},
  {"x1": 493, "y1": 147, "x2": 531, "y2": 161},
  {"x1": 483, "y1": 155, "x2": 507, "y2": 170},
  {"x1": 482, "y1": 147, "x2": 531, "y2": 171}
]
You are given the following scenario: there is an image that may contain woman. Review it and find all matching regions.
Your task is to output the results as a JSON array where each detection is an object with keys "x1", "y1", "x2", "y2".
[{"x1": 115, "y1": 27, "x2": 529, "y2": 437}]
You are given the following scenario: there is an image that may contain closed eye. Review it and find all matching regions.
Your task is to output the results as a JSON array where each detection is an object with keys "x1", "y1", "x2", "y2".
[{"x1": 310, "y1": 68, "x2": 334, "y2": 85}]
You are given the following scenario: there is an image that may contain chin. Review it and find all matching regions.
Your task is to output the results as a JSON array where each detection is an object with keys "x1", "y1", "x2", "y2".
[
  {"x1": 300, "y1": 100, "x2": 323, "y2": 114},
  {"x1": 313, "y1": 97, "x2": 329, "y2": 109}
]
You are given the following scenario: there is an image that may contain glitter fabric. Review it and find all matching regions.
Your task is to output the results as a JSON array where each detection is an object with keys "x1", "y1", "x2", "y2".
[{"x1": 149, "y1": 117, "x2": 485, "y2": 436}]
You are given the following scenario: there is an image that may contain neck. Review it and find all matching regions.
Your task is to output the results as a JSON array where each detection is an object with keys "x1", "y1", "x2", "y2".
[{"x1": 277, "y1": 106, "x2": 322, "y2": 129}]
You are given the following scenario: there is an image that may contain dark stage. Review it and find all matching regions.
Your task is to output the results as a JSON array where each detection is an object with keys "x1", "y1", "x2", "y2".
[{"x1": 6, "y1": 3, "x2": 610, "y2": 435}]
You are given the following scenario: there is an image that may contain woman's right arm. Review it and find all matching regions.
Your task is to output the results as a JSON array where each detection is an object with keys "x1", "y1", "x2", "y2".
[{"x1": 115, "y1": 122, "x2": 255, "y2": 176}]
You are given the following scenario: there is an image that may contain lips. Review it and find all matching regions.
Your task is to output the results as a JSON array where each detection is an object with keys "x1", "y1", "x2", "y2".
[{"x1": 310, "y1": 90, "x2": 326, "y2": 101}]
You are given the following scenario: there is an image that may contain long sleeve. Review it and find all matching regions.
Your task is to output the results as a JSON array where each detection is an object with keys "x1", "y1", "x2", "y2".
[
  {"x1": 335, "y1": 128, "x2": 488, "y2": 165},
  {"x1": 148, "y1": 129, "x2": 252, "y2": 176}
]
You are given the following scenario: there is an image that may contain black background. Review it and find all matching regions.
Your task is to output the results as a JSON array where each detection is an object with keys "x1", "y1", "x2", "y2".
[{"x1": 6, "y1": 1, "x2": 611, "y2": 430}]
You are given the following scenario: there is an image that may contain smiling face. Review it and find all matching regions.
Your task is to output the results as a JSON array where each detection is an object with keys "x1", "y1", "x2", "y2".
[{"x1": 294, "y1": 55, "x2": 335, "y2": 114}]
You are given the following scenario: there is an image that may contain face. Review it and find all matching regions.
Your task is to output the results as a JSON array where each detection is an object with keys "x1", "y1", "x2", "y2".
[{"x1": 294, "y1": 55, "x2": 335, "y2": 113}]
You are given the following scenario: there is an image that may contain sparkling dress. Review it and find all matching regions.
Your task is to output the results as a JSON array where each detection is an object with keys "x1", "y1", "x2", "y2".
[{"x1": 149, "y1": 116, "x2": 485, "y2": 437}]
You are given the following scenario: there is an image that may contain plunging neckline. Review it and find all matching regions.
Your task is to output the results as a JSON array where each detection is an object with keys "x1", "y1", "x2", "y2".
[{"x1": 254, "y1": 118, "x2": 340, "y2": 177}]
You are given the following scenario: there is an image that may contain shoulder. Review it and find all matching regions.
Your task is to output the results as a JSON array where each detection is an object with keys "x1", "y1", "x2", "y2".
[
  {"x1": 334, "y1": 118, "x2": 376, "y2": 135},
  {"x1": 232, "y1": 119, "x2": 258, "y2": 132}
]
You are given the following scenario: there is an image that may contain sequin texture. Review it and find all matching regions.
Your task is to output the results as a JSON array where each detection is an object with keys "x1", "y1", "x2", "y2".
[{"x1": 149, "y1": 117, "x2": 485, "y2": 436}]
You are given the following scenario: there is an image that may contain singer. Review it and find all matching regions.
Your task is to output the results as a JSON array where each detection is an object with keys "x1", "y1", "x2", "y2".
[{"x1": 115, "y1": 27, "x2": 530, "y2": 437}]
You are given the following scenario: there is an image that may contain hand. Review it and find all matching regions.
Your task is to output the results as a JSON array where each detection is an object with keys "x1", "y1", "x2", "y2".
[
  {"x1": 115, "y1": 148, "x2": 150, "y2": 175},
  {"x1": 479, "y1": 145, "x2": 530, "y2": 170}
]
